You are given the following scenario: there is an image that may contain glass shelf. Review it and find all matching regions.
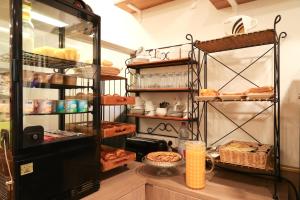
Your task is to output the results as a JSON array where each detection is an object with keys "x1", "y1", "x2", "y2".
[
  {"x1": 0, "y1": 51, "x2": 93, "y2": 70},
  {"x1": 23, "y1": 82, "x2": 92, "y2": 89},
  {"x1": 126, "y1": 58, "x2": 197, "y2": 69},
  {"x1": 25, "y1": 111, "x2": 92, "y2": 116}
]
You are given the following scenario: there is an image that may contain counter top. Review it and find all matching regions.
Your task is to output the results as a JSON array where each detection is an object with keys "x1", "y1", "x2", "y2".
[{"x1": 83, "y1": 162, "x2": 274, "y2": 200}]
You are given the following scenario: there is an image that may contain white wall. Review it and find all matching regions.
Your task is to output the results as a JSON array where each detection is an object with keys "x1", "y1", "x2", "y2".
[
  {"x1": 135, "y1": 0, "x2": 300, "y2": 168},
  {"x1": 84, "y1": 0, "x2": 154, "y2": 49}
]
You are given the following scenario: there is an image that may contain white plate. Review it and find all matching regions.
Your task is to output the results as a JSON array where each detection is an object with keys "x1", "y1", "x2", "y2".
[
  {"x1": 219, "y1": 94, "x2": 246, "y2": 101},
  {"x1": 246, "y1": 93, "x2": 274, "y2": 100},
  {"x1": 195, "y1": 96, "x2": 218, "y2": 102}
]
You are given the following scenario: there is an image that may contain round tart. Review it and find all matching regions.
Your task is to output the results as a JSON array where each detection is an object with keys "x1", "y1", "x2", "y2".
[{"x1": 146, "y1": 151, "x2": 182, "y2": 163}]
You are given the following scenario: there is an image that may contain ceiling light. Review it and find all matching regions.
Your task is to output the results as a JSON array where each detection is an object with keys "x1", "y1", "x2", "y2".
[{"x1": 31, "y1": 11, "x2": 68, "y2": 27}]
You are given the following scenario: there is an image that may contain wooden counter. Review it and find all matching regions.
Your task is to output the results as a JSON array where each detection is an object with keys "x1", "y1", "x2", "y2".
[{"x1": 83, "y1": 162, "x2": 275, "y2": 200}]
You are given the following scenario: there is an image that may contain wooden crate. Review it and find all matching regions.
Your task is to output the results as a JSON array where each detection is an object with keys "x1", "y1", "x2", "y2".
[
  {"x1": 102, "y1": 122, "x2": 136, "y2": 138},
  {"x1": 101, "y1": 95, "x2": 135, "y2": 105},
  {"x1": 219, "y1": 140, "x2": 273, "y2": 169},
  {"x1": 101, "y1": 145, "x2": 136, "y2": 172}
]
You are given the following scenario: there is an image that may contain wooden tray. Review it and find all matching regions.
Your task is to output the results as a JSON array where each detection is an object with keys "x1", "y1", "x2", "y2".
[
  {"x1": 101, "y1": 145, "x2": 136, "y2": 172},
  {"x1": 102, "y1": 122, "x2": 136, "y2": 138},
  {"x1": 101, "y1": 95, "x2": 135, "y2": 105}
]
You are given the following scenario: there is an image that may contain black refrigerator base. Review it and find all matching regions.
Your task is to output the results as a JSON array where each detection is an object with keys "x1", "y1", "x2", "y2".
[{"x1": 13, "y1": 138, "x2": 100, "y2": 200}]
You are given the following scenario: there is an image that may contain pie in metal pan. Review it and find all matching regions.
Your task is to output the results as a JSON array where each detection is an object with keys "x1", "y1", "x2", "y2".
[{"x1": 144, "y1": 151, "x2": 184, "y2": 168}]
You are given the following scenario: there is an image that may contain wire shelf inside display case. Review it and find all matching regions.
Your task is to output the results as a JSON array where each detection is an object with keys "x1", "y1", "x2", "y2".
[
  {"x1": 24, "y1": 111, "x2": 92, "y2": 116},
  {"x1": 23, "y1": 82, "x2": 93, "y2": 89},
  {"x1": 0, "y1": 51, "x2": 93, "y2": 70}
]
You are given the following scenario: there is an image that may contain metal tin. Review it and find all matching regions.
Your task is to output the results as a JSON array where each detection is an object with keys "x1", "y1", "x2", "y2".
[
  {"x1": 36, "y1": 100, "x2": 54, "y2": 114},
  {"x1": 65, "y1": 99, "x2": 77, "y2": 113},
  {"x1": 77, "y1": 100, "x2": 88, "y2": 112},
  {"x1": 56, "y1": 100, "x2": 65, "y2": 113}
]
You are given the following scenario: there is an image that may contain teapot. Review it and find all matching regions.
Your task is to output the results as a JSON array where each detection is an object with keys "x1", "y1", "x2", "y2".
[{"x1": 224, "y1": 15, "x2": 257, "y2": 35}]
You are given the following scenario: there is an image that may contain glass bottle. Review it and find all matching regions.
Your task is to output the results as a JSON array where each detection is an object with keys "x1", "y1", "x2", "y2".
[
  {"x1": 22, "y1": 0, "x2": 35, "y2": 52},
  {"x1": 177, "y1": 122, "x2": 189, "y2": 159}
]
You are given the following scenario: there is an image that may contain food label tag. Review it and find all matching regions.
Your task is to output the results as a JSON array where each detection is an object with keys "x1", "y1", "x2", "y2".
[{"x1": 20, "y1": 162, "x2": 33, "y2": 176}]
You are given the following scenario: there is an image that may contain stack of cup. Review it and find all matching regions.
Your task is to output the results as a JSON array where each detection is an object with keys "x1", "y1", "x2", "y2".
[
  {"x1": 145, "y1": 101, "x2": 155, "y2": 116},
  {"x1": 130, "y1": 97, "x2": 145, "y2": 115}
]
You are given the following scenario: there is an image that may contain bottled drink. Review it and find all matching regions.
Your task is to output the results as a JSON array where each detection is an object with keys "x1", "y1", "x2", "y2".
[
  {"x1": 177, "y1": 122, "x2": 189, "y2": 159},
  {"x1": 23, "y1": 0, "x2": 34, "y2": 52}
]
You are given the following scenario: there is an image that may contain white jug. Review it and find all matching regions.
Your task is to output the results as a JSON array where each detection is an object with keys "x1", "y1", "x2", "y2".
[{"x1": 224, "y1": 15, "x2": 257, "y2": 35}]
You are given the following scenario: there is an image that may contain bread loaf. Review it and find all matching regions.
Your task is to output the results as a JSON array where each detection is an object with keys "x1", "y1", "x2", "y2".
[{"x1": 200, "y1": 89, "x2": 219, "y2": 96}]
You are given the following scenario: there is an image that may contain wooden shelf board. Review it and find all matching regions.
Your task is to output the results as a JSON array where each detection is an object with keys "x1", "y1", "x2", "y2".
[
  {"x1": 126, "y1": 58, "x2": 197, "y2": 69},
  {"x1": 128, "y1": 88, "x2": 197, "y2": 93},
  {"x1": 209, "y1": 0, "x2": 231, "y2": 9},
  {"x1": 127, "y1": 114, "x2": 191, "y2": 121},
  {"x1": 101, "y1": 74, "x2": 126, "y2": 81},
  {"x1": 195, "y1": 29, "x2": 276, "y2": 53}
]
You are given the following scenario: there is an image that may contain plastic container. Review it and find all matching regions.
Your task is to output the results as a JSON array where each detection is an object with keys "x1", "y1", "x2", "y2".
[
  {"x1": 36, "y1": 100, "x2": 54, "y2": 114},
  {"x1": 177, "y1": 122, "x2": 189, "y2": 159},
  {"x1": 77, "y1": 100, "x2": 88, "y2": 112},
  {"x1": 56, "y1": 100, "x2": 65, "y2": 113},
  {"x1": 65, "y1": 99, "x2": 77, "y2": 113}
]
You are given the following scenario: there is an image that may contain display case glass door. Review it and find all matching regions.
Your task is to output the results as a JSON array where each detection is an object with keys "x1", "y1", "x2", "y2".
[
  {"x1": 0, "y1": 0, "x2": 12, "y2": 199},
  {"x1": 16, "y1": 0, "x2": 100, "y2": 151}
]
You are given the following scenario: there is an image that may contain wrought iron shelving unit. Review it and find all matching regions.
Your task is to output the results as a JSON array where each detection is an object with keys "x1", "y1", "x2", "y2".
[
  {"x1": 125, "y1": 35, "x2": 201, "y2": 140},
  {"x1": 194, "y1": 15, "x2": 286, "y2": 199}
]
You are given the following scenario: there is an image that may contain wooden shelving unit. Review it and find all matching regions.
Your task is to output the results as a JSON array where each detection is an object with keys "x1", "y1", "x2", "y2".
[{"x1": 125, "y1": 39, "x2": 200, "y2": 139}]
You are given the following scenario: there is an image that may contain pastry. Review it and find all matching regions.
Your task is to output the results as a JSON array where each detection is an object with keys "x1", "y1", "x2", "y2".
[
  {"x1": 103, "y1": 152, "x2": 117, "y2": 161},
  {"x1": 49, "y1": 73, "x2": 63, "y2": 84},
  {"x1": 200, "y1": 89, "x2": 219, "y2": 96},
  {"x1": 101, "y1": 59, "x2": 113, "y2": 67},
  {"x1": 246, "y1": 86, "x2": 273, "y2": 94},
  {"x1": 115, "y1": 149, "x2": 126, "y2": 157},
  {"x1": 75, "y1": 92, "x2": 93, "y2": 100},
  {"x1": 63, "y1": 75, "x2": 77, "y2": 85},
  {"x1": 146, "y1": 151, "x2": 181, "y2": 162}
]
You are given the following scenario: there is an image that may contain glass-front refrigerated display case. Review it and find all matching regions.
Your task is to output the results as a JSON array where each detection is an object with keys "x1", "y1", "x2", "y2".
[
  {"x1": 0, "y1": 0, "x2": 101, "y2": 199},
  {"x1": 1, "y1": 0, "x2": 12, "y2": 199}
]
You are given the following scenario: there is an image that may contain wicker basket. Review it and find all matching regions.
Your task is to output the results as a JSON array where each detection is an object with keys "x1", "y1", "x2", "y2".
[{"x1": 219, "y1": 140, "x2": 273, "y2": 169}]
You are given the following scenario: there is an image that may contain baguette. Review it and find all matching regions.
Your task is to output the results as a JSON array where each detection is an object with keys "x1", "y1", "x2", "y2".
[{"x1": 246, "y1": 86, "x2": 273, "y2": 94}]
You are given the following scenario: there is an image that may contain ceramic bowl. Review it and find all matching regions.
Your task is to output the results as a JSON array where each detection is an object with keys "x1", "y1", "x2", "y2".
[{"x1": 156, "y1": 108, "x2": 167, "y2": 116}]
